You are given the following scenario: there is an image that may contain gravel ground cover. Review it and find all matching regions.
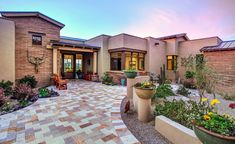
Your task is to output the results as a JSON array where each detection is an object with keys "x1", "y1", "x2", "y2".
[{"x1": 121, "y1": 97, "x2": 172, "y2": 144}]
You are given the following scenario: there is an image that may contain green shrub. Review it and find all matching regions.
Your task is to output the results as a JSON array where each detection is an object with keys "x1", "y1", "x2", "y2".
[
  {"x1": 177, "y1": 86, "x2": 191, "y2": 97},
  {"x1": 19, "y1": 100, "x2": 29, "y2": 107},
  {"x1": 155, "y1": 100, "x2": 205, "y2": 129},
  {"x1": 0, "y1": 80, "x2": 13, "y2": 96},
  {"x1": 39, "y1": 87, "x2": 49, "y2": 97},
  {"x1": 101, "y1": 73, "x2": 113, "y2": 85},
  {"x1": 123, "y1": 67, "x2": 137, "y2": 72},
  {"x1": 185, "y1": 71, "x2": 195, "y2": 79},
  {"x1": 17, "y1": 75, "x2": 37, "y2": 88},
  {"x1": 1, "y1": 101, "x2": 12, "y2": 112},
  {"x1": 153, "y1": 84, "x2": 174, "y2": 99}
]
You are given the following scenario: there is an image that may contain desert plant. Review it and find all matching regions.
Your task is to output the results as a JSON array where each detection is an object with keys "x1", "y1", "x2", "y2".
[
  {"x1": 13, "y1": 84, "x2": 35, "y2": 101},
  {"x1": 101, "y1": 72, "x2": 113, "y2": 85},
  {"x1": 17, "y1": 75, "x2": 38, "y2": 88},
  {"x1": 1, "y1": 101, "x2": 12, "y2": 112},
  {"x1": 0, "y1": 88, "x2": 8, "y2": 107},
  {"x1": 153, "y1": 84, "x2": 175, "y2": 99},
  {"x1": 0, "y1": 80, "x2": 13, "y2": 96},
  {"x1": 158, "y1": 64, "x2": 166, "y2": 85},
  {"x1": 19, "y1": 100, "x2": 29, "y2": 107},
  {"x1": 185, "y1": 71, "x2": 196, "y2": 79},
  {"x1": 177, "y1": 86, "x2": 191, "y2": 97},
  {"x1": 39, "y1": 87, "x2": 49, "y2": 97},
  {"x1": 149, "y1": 73, "x2": 158, "y2": 84}
]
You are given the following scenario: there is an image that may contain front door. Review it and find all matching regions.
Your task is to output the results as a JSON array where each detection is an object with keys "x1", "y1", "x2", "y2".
[{"x1": 63, "y1": 54, "x2": 75, "y2": 79}]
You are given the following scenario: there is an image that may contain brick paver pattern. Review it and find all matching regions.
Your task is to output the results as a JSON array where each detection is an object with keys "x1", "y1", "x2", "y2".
[{"x1": 0, "y1": 80, "x2": 139, "y2": 144}]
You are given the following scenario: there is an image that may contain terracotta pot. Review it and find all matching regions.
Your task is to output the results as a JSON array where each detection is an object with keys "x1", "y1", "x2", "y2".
[
  {"x1": 135, "y1": 87, "x2": 155, "y2": 99},
  {"x1": 124, "y1": 71, "x2": 137, "y2": 79},
  {"x1": 194, "y1": 126, "x2": 235, "y2": 144}
]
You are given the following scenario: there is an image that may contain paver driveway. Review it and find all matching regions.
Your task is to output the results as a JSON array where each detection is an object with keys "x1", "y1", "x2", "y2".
[{"x1": 0, "y1": 80, "x2": 139, "y2": 144}]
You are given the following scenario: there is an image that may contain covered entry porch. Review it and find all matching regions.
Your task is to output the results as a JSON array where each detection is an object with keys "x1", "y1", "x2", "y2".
[{"x1": 51, "y1": 41, "x2": 99, "y2": 80}]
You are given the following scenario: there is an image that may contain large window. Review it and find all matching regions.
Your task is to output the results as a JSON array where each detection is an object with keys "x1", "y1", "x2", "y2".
[
  {"x1": 111, "y1": 52, "x2": 122, "y2": 70},
  {"x1": 110, "y1": 51, "x2": 145, "y2": 71},
  {"x1": 167, "y1": 55, "x2": 177, "y2": 70}
]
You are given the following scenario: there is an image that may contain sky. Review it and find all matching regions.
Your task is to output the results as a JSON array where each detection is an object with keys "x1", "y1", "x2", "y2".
[{"x1": 0, "y1": 0, "x2": 235, "y2": 40}]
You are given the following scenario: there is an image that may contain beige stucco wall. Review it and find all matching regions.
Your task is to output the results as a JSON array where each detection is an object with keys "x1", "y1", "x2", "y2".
[
  {"x1": 145, "y1": 37, "x2": 166, "y2": 74},
  {"x1": 108, "y1": 34, "x2": 147, "y2": 51},
  {"x1": 0, "y1": 18, "x2": 15, "y2": 83},
  {"x1": 85, "y1": 35, "x2": 110, "y2": 77},
  {"x1": 177, "y1": 37, "x2": 221, "y2": 80},
  {"x1": 165, "y1": 39, "x2": 177, "y2": 55},
  {"x1": 123, "y1": 34, "x2": 147, "y2": 51}
]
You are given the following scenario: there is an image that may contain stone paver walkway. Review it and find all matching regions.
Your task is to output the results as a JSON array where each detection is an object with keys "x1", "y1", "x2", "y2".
[{"x1": 0, "y1": 80, "x2": 139, "y2": 144}]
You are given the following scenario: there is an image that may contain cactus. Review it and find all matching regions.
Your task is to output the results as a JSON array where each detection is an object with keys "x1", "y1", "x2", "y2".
[{"x1": 158, "y1": 64, "x2": 166, "y2": 85}]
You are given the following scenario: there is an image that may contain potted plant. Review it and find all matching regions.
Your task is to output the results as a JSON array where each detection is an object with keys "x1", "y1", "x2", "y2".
[
  {"x1": 134, "y1": 81, "x2": 156, "y2": 99},
  {"x1": 123, "y1": 68, "x2": 137, "y2": 79},
  {"x1": 192, "y1": 98, "x2": 235, "y2": 144}
]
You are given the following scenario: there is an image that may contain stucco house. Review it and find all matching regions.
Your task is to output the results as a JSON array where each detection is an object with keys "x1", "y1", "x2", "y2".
[{"x1": 0, "y1": 11, "x2": 234, "y2": 96}]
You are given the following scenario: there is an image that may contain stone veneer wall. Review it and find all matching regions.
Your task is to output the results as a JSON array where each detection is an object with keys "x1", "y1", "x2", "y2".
[
  {"x1": 7, "y1": 17, "x2": 61, "y2": 87},
  {"x1": 107, "y1": 71, "x2": 126, "y2": 85},
  {"x1": 106, "y1": 71, "x2": 148, "y2": 85},
  {"x1": 204, "y1": 51, "x2": 235, "y2": 97}
]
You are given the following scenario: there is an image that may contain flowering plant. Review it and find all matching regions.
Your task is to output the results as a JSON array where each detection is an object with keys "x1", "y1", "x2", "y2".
[
  {"x1": 229, "y1": 103, "x2": 235, "y2": 109},
  {"x1": 193, "y1": 98, "x2": 235, "y2": 136},
  {"x1": 134, "y1": 81, "x2": 156, "y2": 89}
]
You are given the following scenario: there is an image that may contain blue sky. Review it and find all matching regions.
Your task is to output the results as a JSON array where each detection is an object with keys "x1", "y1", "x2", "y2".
[{"x1": 1, "y1": 0, "x2": 235, "y2": 40}]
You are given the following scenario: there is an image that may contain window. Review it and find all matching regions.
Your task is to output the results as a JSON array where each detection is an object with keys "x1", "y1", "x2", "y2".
[
  {"x1": 138, "y1": 53, "x2": 144, "y2": 70},
  {"x1": 32, "y1": 35, "x2": 42, "y2": 45},
  {"x1": 64, "y1": 55, "x2": 74, "y2": 72},
  {"x1": 110, "y1": 51, "x2": 145, "y2": 71},
  {"x1": 111, "y1": 52, "x2": 122, "y2": 70},
  {"x1": 167, "y1": 55, "x2": 177, "y2": 70}
]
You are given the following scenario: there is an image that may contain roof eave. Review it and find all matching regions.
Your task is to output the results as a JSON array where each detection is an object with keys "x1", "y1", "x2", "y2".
[{"x1": 1, "y1": 11, "x2": 65, "y2": 28}]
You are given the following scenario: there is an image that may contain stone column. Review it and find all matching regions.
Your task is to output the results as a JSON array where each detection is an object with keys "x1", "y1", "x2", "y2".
[
  {"x1": 138, "y1": 98, "x2": 151, "y2": 122},
  {"x1": 93, "y1": 52, "x2": 97, "y2": 74},
  {"x1": 127, "y1": 78, "x2": 135, "y2": 107},
  {"x1": 52, "y1": 48, "x2": 57, "y2": 74}
]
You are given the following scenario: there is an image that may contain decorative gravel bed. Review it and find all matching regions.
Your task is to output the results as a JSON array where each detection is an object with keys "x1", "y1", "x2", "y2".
[{"x1": 120, "y1": 97, "x2": 172, "y2": 144}]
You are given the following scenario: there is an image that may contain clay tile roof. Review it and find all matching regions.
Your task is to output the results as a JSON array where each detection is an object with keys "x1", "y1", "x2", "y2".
[
  {"x1": 156, "y1": 33, "x2": 189, "y2": 41},
  {"x1": 0, "y1": 11, "x2": 65, "y2": 28},
  {"x1": 200, "y1": 40, "x2": 235, "y2": 52}
]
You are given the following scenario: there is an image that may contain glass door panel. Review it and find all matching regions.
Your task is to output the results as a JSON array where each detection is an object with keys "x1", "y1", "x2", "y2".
[{"x1": 63, "y1": 54, "x2": 74, "y2": 79}]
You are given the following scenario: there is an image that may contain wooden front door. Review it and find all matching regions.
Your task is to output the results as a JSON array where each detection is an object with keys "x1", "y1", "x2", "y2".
[{"x1": 62, "y1": 54, "x2": 76, "y2": 79}]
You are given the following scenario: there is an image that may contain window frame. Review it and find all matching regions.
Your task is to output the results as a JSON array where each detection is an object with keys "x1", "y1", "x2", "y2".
[
  {"x1": 32, "y1": 35, "x2": 42, "y2": 45},
  {"x1": 167, "y1": 55, "x2": 177, "y2": 70},
  {"x1": 110, "y1": 51, "x2": 145, "y2": 71}
]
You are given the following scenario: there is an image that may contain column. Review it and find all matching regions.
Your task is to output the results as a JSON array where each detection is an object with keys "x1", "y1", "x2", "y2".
[
  {"x1": 53, "y1": 48, "x2": 57, "y2": 74},
  {"x1": 93, "y1": 52, "x2": 97, "y2": 74}
]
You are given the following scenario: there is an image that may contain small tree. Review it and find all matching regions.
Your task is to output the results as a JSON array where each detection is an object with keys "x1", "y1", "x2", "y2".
[{"x1": 181, "y1": 55, "x2": 219, "y2": 102}]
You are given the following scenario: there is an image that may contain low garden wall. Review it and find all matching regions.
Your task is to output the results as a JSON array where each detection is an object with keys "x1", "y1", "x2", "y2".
[{"x1": 155, "y1": 115, "x2": 201, "y2": 144}]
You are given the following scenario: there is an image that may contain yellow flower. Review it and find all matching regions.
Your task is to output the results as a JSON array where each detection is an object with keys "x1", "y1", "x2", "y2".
[
  {"x1": 201, "y1": 98, "x2": 208, "y2": 102},
  {"x1": 208, "y1": 112, "x2": 213, "y2": 116},
  {"x1": 204, "y1": 115, "x2": 211, "y2": 120},
  {"x1": 211, "y1": 99, "x2": 220, "y2": 106},
  {"x1": 222, "y1": 114, "x2": 230, "y2": 118}
]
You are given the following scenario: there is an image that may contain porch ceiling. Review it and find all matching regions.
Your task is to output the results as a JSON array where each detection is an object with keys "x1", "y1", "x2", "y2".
[{"x1": 51, "y1": 41, "x2": 100, "y2": 52}]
